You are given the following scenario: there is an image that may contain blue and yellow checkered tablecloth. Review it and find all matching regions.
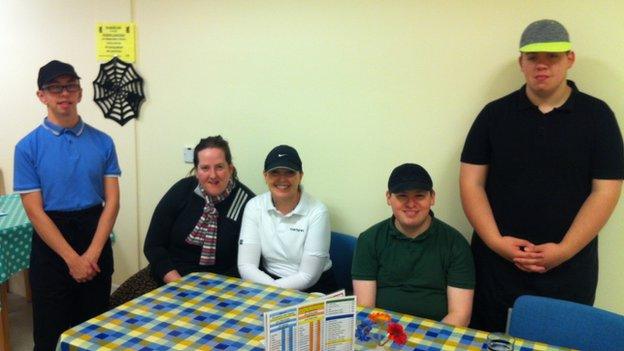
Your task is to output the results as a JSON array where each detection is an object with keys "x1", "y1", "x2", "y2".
[
  {"x1": 0, "y1": 193, "x2": 32, "y2": 284},
  {"x1": 58, "y1": 272, "x2": 570, "y2": 351},
  {"x1": 59, "y1": 273, "x2": 309, "y2": 350},
  {"x1": 356, "y1": 308, "x2": 570, "y2": 350}
]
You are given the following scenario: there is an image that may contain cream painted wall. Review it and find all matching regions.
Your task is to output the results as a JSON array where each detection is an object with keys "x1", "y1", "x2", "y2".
[
  {"x1": 0, "y1": 0, "x2": 139, "y2": 285},
  {"x1": 133, "y1": 0, "x2": 623, "y2": 314},
  {"x1": 1, "y1": 1, "x2": 622, "y2": 315}
]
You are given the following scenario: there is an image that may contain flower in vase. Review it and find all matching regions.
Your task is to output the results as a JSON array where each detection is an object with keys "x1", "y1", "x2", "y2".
[
  {"x1": 369, "y1": 312, "x2": 392, "y2": 323},
  {"x1": 356, "y1": 319, "x2": 373, "y2": 342},
  {"x1": 387, "y1": 323, "x2": 407, "y2": 345},
  {"x1": 355, "y1": 312, "x2": 408, "y2": 347}
]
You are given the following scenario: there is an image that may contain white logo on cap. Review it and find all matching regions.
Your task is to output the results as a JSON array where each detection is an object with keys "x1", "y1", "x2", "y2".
[{"x1": 278, "y1": 154, "x2": 287, "y2": 157}]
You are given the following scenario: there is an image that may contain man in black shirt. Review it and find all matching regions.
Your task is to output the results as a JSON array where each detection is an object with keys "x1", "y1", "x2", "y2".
[{"x1": 460, "y1": 19, "x2": 624, "y2": 332}]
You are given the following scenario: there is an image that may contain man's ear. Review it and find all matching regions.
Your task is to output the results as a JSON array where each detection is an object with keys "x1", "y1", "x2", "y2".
[
  {"x1": 566, "y1": 50, "x2": 576, "y2": 69},
  {"x1": 36, "y1": 90, "x2": 47, "y2": 105}
]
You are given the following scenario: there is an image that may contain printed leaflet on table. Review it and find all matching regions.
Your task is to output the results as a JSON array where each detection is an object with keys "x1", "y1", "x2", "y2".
[{"x1": 263, "y1": 290, "x2": 356, "y2": 351}]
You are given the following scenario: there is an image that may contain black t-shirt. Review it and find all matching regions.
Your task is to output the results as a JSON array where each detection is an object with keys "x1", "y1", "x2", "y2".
[{"x1": 461, "y1": 81, "x2": 623, "y2": 250}]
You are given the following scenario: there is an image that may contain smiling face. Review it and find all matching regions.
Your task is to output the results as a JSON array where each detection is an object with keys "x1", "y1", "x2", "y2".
[
  {"x1": 36, "y1": 75, "x2": 82, "y2": 125},
  {"x1": 387, "y1": 189, "x2": 435, "y2": 237},
  {"x1": 264, "y1": 168, "x2": 303, "y2": 203},
  {"x1": 519, "y1": 51, "x2": 575, "y2": 98},
  {"x1": 195, "y1": 147, "x2": 234, "y2": 197}
]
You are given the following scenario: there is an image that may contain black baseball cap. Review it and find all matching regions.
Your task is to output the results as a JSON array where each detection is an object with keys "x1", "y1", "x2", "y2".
[
  {"x1": 264, "y1": 145, "x2": 302, "y2": 172},
  {"x1": 388, "y1": 163, "x2": 433, "y2": 193},
  {"x1": 37, "y1": 60, "x2": 80, "y2": 89}
]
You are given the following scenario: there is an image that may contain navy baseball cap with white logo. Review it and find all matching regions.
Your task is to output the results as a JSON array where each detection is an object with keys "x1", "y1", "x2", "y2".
[{"x1": 264, "y1": 145, "x2": 302, "y2": 172}]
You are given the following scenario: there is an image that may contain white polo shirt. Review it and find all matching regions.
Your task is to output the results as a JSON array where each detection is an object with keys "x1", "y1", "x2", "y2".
[{"x1": 238, "y1": 191, "x2": 332, "y2": 278}]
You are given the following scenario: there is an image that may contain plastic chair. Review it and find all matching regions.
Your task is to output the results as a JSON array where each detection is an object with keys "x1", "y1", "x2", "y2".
[
  {"x1": 509, "y1": 295, "x2": 624, "y2": 351},
  {"x1": 329, "y1": 232, "x2": 357, "y2": 294}
]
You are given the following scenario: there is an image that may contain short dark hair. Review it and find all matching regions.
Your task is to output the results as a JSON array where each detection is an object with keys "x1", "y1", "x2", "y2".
[{"x1": 191, "y1": 135, "x2": 237, "y2": 179}]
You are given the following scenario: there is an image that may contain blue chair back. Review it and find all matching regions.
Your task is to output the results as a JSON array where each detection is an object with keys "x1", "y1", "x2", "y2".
[
  {"x1": 329, "y1": 232, "x2": 357, "y2": 294},
  {"x1": 509, "y1": 295, "x2": 624, "y2": 351}
]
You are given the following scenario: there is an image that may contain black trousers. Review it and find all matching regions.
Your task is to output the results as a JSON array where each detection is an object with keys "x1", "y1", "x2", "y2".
[
  {"x1": 470, "y1": 235, "x2": 597, "y2": 332},
  {"x1": 30, "y1": 205, "x2": 113, "y2": 351}
]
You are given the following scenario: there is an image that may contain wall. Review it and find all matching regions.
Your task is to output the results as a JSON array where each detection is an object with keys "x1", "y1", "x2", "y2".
[
  {"x1": 1, "y1": 1, "x2": 622, "y2": 314},
  {"x1": 132, "y1": 0, "x2": 624, "y2": 313}
]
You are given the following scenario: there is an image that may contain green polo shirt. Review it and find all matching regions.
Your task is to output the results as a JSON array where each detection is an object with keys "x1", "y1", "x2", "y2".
[{"x1": 351, "y1": 215, "x2": 475, "y2": 320}]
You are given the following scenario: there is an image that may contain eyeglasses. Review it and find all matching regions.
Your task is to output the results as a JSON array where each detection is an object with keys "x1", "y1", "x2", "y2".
[{"x1": 42, "y1": 83, "x2": 81, "y2": 94}]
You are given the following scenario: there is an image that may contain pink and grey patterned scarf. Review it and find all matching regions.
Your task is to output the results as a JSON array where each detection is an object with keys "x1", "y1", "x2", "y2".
[{"x1": 186, "y1": 179, "x2": 235, "y2": 265}]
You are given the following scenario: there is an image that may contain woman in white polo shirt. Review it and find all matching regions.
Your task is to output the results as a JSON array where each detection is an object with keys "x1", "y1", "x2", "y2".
[{"x1": 237, "y1": 145, "x2": 337, "y2": 293}]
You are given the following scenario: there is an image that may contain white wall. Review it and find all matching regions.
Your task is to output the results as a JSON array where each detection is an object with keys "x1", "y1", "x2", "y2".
[{"x1": 132, "y1": 0, "x2": 624, "y2": 314}]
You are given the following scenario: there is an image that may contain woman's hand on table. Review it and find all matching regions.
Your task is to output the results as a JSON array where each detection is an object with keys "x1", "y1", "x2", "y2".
[{"x1": 163, "y1": 270, "x2": 182, "y2": 283}]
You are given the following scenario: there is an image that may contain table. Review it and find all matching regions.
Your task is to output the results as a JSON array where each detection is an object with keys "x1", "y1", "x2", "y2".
[
  {"x1": 0, "y1": 194, "x2": 32, "y2": 284},
  {"x1": 0, "y1": 193, "x2": 32, "y2": 351},
  {"x1": 58, "y1": 273, "x2": 571, "y2": 351}
]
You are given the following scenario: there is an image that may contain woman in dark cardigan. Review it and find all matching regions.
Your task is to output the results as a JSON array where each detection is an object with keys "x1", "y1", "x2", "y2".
[{"x1": 110, "y1": 135, "x2": 254, "y2": 306}]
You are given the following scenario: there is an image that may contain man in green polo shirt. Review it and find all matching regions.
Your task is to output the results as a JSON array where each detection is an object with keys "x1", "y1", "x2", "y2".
[{"x1": 352, "y1": 163, "x2": 475, "y2": 326}]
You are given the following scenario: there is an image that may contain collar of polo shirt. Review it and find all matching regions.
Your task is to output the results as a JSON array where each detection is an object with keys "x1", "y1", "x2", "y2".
[{"x1": 42, "y1": 116, "x2": 85, "y2": 136}]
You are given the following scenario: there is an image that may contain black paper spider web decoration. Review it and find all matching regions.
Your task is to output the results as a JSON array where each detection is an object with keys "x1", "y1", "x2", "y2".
[{"x1": 93, "y1": 57, "x2": 145, "y2": 126}]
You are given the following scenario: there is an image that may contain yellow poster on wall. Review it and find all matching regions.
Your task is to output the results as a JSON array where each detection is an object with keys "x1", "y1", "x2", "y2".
[{"x1": 96, "y1": 22, "x2": 136, "y2": 62}]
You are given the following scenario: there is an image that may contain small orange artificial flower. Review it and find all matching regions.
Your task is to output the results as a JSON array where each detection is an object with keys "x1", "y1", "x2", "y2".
[{"x1": 368, "y1": 312, "x2": 392, "y2": 323}]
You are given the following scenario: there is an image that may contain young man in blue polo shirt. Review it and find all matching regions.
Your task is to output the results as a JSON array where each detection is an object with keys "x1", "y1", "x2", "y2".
[
  {"x1": 352, "y1": 163, "x2": 475, "y2": 326},
  {"x1": 461, "y1": 20, "x2": 624, "y2": 332},
  {"x1": 14, "y1": 60, "x2": 121, "y2": 350}
]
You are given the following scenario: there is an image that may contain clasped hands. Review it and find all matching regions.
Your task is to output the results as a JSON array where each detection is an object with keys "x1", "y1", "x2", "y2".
[
  {"x1": 493, "y1": 236, "x2": 571, "y2": 273},
  {"x1": 67, "y1": 249, "x2": 101, "y2": 283}
]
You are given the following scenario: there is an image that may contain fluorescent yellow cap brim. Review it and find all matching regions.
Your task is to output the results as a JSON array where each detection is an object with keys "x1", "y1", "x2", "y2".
[{"x1": 519, "y1": 41, "x2": 572, "y2": 52}]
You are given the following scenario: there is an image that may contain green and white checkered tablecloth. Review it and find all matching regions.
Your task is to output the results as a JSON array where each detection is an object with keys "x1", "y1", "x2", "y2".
[{"x1": 0, "y1": 193, "x2": 32, "y2": 284}]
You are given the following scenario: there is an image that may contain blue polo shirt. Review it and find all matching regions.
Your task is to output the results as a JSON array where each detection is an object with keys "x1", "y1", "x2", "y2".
[{"x1": 13, "y1": 117, "x2": 121, "y2": 212}]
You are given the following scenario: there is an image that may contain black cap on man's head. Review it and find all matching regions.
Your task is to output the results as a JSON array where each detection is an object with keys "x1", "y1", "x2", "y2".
[
  {"x1": 388, "y1": 163, "x2": 433, "y2": 193},
  {"x1": 264, "y1": 145, "x2": 303, "y2": 172},
  {"x1": 37, "y1": 60, "x2": 80, "y2": 89}
]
